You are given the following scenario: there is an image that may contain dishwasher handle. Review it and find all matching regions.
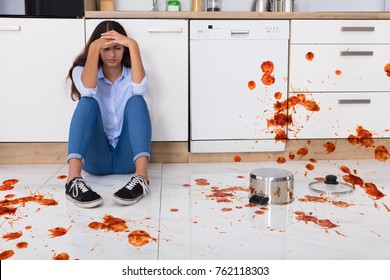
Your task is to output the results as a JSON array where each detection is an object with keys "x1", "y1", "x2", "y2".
[{"x1": 230, "y1": 30, "x2": 250, "y2": 36}]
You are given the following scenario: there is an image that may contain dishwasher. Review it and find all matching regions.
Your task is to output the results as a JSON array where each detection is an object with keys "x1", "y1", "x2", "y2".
[{"x1": 190, "y1": 20, "x2": 290, "y2": 153}]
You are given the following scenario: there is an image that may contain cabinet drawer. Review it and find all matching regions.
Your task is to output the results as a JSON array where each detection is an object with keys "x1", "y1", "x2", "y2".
[
  {"x1": 289, "y1": 45, "x2": 390, "y2": 92},
  {"x1": 291, "y1": 20, "x2": 390, "y2": 44},
  {"x1": 288, "y1": 92, "x2": 390, "y2": 139}
]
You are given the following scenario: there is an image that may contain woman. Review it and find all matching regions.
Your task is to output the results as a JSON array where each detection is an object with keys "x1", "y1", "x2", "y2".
[{"x1": 66, "y1": 20, "x2": 151, "y2": 208}]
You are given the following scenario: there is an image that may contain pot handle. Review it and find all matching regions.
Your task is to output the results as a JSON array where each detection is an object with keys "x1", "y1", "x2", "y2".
[{"x1": 249, "y1": 194, "x2": 269, "y2": 205}]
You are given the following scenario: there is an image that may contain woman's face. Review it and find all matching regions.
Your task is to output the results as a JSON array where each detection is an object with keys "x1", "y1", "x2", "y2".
[{"x1": 99, "y1": 44, "x2": 125, "y2": 68}]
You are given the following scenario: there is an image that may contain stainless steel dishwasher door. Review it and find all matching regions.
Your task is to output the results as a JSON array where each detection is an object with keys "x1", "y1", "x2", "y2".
[{"x1": 190, "y1": 20, "x2": 289, "y2": 153}]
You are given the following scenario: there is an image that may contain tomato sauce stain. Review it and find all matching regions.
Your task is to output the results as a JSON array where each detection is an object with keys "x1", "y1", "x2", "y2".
[
  {"x1": 170, "y1": 208, "x2": 179, "y2": 212},
  {"x1": 2, "y1": 231, "x2": 22, "y2": 241},
  {"x1": 335, "y1": 70, "x2": 342, "y2": 76},
  {"x1": 254, "y1": 210, "x2": 265, "y2": 215},
  {"x1": 306, "y1": 164, "x2": 315, "y2": 171},
  {"x1": 233, "y1": 155, "x2": 242, "y2": 162},
  {"x1": 206, "y1": 186, "x2": 249, "y2": 203},
  {"x1": 182, "y1": 184, "x2": 191, "y2": 188},
  {"x1": 294, "y1": 211, "x2": 338, "y2": 230},
  {"x1": 260, "y1": 61, "x2": 275, "y2": 86},
  {"x1": 384, "y1": 63, "x2": 390, "y2": 77},
  {"x1": 0, "y1": 179, "x2": 19, "y2": 191},
  {"x1": 289, "y1": 153, "x2": 295, "y2": 160},
  {"x1": 297, "y1": 147, "x2": 309, "y2": 158},
  {"x1": 88, "y1": 215, "x2": 128, "y2": 232},
  {"x1": 274, "y1": 91, "x2": 282, "y2": 100},
  {"x1": 323, "y1": 141, "x2": 336, "y2": 153},
  {"x1": 340, "y1": 165, "x2": 385, "y2": 200},
  {"x1": 347, "y1": 126, "x2": 374, "y2": 147},
  {"x1": 49, "y1": 226, "x2": 72, "y2": 238},
  {"x1": 374, "y1": 145, "x2": 390, "y2": 162},
  {"x1": 221, "y1": 207, "x2": 232, "y2": 212},
  {"x1": 0, "y1": 194, "x2": 58, "y2": 216},
  {"x1": 276, "y1": 157, "x2": 286, "y2": 164},
  {"x1": 128, "y1": 230, "x2": 157, "y2": 248},
  {"x1": 299, "y1": 195, "x2": 354, "y2": 208},
  {"x1": 248, "y1": 80, "x2": 256, "y2": 90},
  {"x1": 52, "y1": 252, "x2": 70, "y2": 260},
  {"x1": 16, "y1": 242, "x2": 28, "y2": 249},
  {"x1": 57, "y1": 175, "x2": 67, "y2": 180},
  {"x1": 383, "y1": 203, "x2": 390, "y2": 212},
  {"x1": 195, "y1": 178, "x2": 210, "y2": 186},
  {"x1": 0, "y1": 249, "x2": 15, "y2": 260},
  {"x1": 305, "y1": 52, "x2": 314, "y2": 61}
]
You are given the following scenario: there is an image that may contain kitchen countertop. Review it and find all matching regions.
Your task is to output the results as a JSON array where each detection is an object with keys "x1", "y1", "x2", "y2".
[{"x1": 85, "y1": 11, "x2": 390, "y2": 19}]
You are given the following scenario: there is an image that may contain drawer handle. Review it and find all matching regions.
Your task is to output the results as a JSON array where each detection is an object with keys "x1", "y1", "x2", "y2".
[
  {"x1": 148, "y1": 27, "x2": 183, "y2": 33},
  {"x1": 231, "y1": 30, "x2": 250, "y2": 35},
  {"x1": 0, "y1": 25, "x2": 21, "y2": 31},
  {"x1": 340, "y1": 51, "x2": 373, "y2": 56},
  {"x1": 338, "y1": 99, "x2": 371, "y2": 104},
  {"x1": 340, "y1": 26, "x2": 375, "y2": 32}
]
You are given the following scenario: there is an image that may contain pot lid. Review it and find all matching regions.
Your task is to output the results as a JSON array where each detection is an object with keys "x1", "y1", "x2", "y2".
[
  {"x1": 309, "y1": 175, "x2": 354, "y2": 195},
  {"x1": 250, "y1": 168, "x2": 293, "y2": 182}
]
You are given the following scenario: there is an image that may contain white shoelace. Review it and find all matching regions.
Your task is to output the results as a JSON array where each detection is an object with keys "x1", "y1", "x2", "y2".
[
  {"x1": 70, "y1": 178, "x2": 91, "y2": 197},
  {"x1": 125, "y1": 176, "x2": 149, "y2": 195}
]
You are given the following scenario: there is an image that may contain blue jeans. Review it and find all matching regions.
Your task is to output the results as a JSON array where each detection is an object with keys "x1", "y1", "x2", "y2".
[{"x1": 67, "y1": 96, "x2": 151, "y2": 175}]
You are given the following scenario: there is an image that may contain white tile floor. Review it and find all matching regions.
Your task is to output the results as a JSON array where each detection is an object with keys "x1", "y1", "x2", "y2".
[{"x1": 1, "y1": 159, "x2": 389, "y2": 260}]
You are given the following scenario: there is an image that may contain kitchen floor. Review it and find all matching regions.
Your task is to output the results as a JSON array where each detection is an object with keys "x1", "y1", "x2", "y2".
[{"x1": 0, "y1": 159, "x2": 389, "y2": 260}]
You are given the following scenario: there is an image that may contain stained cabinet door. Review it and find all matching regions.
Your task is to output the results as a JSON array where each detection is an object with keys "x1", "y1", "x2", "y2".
[{"x1": 0, "y1": 18, "x2": 84, "y2": 142}]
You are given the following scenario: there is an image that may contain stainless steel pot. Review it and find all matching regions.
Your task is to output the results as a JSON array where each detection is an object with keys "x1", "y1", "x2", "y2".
[
  {"x1": 249, "y1": 168, "x2": 294, "y2": 205},
  {"x1": 251, "y1": 0, "x2": 270, "y2": 12}
]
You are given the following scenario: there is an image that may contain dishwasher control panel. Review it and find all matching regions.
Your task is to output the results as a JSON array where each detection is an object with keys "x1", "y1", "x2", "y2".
[{"x1": 190, "y1": 20, "x2": 289, "y2": 40}]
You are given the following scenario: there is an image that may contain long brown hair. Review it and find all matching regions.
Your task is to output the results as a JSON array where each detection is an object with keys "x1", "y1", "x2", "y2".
[{"x1": 67, "y1": 21, "x2": 131, "y2": 101}]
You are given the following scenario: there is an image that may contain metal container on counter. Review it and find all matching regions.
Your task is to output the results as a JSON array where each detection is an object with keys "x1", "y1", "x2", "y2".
[
  {"x1": 251, "y1": 0, "x2": 270, "y2": 12},
  {"x1": 249, "y1": 168, "x2": 294, "y2": 205},
  {"x1": 271, "y1": 0, "x2": 294, "y2": 12}
]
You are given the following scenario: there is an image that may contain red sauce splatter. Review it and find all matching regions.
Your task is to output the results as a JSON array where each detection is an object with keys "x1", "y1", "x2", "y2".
[
  {"x1": 314, "y1": 177, "x2": 326, "y2": 181},
  {"x1": 245, "y1": 203, "x2": 257, "y2": 208},
  {"x1": 0, "y1": 179, "x2": 19, "y2": 191},
  {"x1": 182, "y1": 184, "x2": 191, "y2": 188},
  {"x1": 260, "y1": 61, "x2": 275, "y2": 86},
  {"x1": 254, "y1": 210, "x2": 265, "y2": 215},
  {"x1": 299, "y1": 195, "x2": 354, "y2": 208},
  {"x1": 276, "y1": 157, "x2": 286, "y2": 164},
  {"x1": 384, "y1": 63, "x2": 390, "y2": 77},
  {"x1": 274, "y1": 128, "x2": 287, "y2": 143},
  {"x1": 306, "y1": 164, "x2": 315, "y2": 171},
  {"x1": 274, "y1": 91, "x2": 282, "y2": 100},
  {"x1": 335, "y1": 70, "x2": 342, "y2": 76},
  {"x1": 374, "y1": 145, "x2": 390, "y2": 162},
  {"x1": 128, "y1": 230, "x2": 157, "y2": 247},
  {"x1": 57, "y1": 175, "x2": 67, "y2": 180},
  {"x1": 16, "y1": 242, "x2": 28, "y2": 249},
  {"x1": 25, "y1": 226, "x2": 32, "y2": 230},
  {"x1": 383, "y1": 203, "x2": 390, "y2": 212},
  {"x1": 195, "y1": 178, "x2": 210, "y2": 186},
  {"x1": 323, "y1": 141, "x2": 336, "y2": 153},
  {"x1": 305, "y1": 52, "x2": 314, "y2": 61},
  {"x1": 2, "y1": 231, "x2": 22, "y2": 241},
  {"x1": 294, "y1": 211, "x2": 338, "y2": 230},
  {"x1": 309, "y1": 158, "x2": 317, "y2": 163},
  {"x1": 221, "y1": 208, "x2": 232, "y2": 212},
  {"x1": 0, "y1": 249, "x2": 15, "y2": 260},
  {"x1": 289, "y1": 153, "x2": 295, "y2": 160},
  {"x1": 52, "y1": 252, "x2": 70, "y2": 260},
  {"x1": 170, "y1": 208, "x2": 179, "y2": 212},
  {"x1": 233, "y1": 155, "x2": 242, "y2": 162},
  {"x1": 307, "y1": 140, "x2": 312, "y2": 145},
  {"x1": 236, "y1": 175, "x2": 245, "y2": 179},
  {"x1": 49, "y1": 226, "x2": 72, "y2": 238},
  {"x1": 248, "y1": 80, "x2": 256, "y2": 90},
  {"x1": 347, "y1": 126, "x2": 374, "y2": 147},
  {"x1": 88, "y1": 215, "x2": 128, "y2": 232},
  {"x1": 0, "y1": 194, "x2": 58, "y2": 216},
  {"x1": 297, "y1": 147, "x2": 309, "y2": 158},
  {"x1": 341, "y1": 165, "x2": 386, "y2": 200},
  {"x1": 206, "y1": 186, "x2": 249, "y2": 203}
]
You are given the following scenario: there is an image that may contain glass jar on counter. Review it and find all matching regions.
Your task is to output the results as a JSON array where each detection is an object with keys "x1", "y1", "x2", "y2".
[{"x1": 207, "y1": 0, "x2": 221, "y2": 11}]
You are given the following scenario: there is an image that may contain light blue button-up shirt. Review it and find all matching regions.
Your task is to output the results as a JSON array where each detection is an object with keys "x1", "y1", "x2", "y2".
[{"x1": 72, "y1": 66, "x2": 148, "y2": 148}]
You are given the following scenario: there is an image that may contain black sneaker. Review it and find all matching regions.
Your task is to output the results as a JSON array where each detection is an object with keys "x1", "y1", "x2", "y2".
[
  {"x1": 65, "y1": 177, "x2": 103, "y2": 208},
  {"x1": 113, "y1": 175, "x2": 149, "y2": 206}
]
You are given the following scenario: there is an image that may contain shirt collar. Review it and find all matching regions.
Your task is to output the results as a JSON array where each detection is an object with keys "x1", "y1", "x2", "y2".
[{"x1": 98, "y1": 66, "x2": 128, "y2": 83}]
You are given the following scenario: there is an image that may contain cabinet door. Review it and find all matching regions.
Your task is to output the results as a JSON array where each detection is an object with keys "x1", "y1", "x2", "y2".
[
  {"x1": 0, "y1": 18, "x2": 84, "y2": 142},
  {"x1": 289, "y1": 44, "x2": 390, "y2": 92},
  {"x1": 85, "y1": 19, "x2": 189, "y2": 142},
  {"x1": 289, "y1": 92, "x2": 390, "y2": 139}
]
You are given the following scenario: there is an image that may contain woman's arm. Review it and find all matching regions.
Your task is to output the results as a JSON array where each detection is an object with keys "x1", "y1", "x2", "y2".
[{"x1": 81, "y1": 38, "x2": 107, "y2": 88}]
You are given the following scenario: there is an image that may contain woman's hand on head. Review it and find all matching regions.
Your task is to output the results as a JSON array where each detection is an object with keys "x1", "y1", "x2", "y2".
[{"x1": 100, "y1": 30, "x2": 135, "y2": 48}]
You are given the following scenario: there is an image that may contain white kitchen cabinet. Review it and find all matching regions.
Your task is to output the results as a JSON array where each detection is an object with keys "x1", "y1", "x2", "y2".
[
  {"x1": 85, "y1": 19, "x2": 189, "y2": 142},
  {"x1": 289, "y1": 20, "x2": 390, "y2": 139},
  {"x1": 0, "y1": 18, "x2": 84, "y2": 142}
]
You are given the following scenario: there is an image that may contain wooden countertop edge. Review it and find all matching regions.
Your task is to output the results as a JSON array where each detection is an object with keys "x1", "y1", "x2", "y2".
[{"x1": 85, "y1": 11, "x2": 390, "y2": 20}]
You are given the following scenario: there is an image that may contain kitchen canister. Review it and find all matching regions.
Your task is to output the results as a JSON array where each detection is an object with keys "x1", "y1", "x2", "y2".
[
  {"x1": 249, "y1": 168, "x2": 294, "y2": 205},
  {"x1": 271, "y1": 0, "x2": 294, "y2": 12},
  {"x1": 251, "y1": 0, "x2": 270, "y2": 12}
]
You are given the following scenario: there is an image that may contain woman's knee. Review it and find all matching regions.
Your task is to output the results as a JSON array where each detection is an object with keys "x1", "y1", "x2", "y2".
[{"x1": 77, "y1": 97, "x2": 99, "y2": 111}]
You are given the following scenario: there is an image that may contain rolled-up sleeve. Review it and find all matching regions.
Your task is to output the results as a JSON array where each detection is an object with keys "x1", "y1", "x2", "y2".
[
  {"x1": 72, "y1": 66, "x2": 97, "y2": 97},
  {"x1": 131, "y1": 74, "x2": 148, "y2": 96}
]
